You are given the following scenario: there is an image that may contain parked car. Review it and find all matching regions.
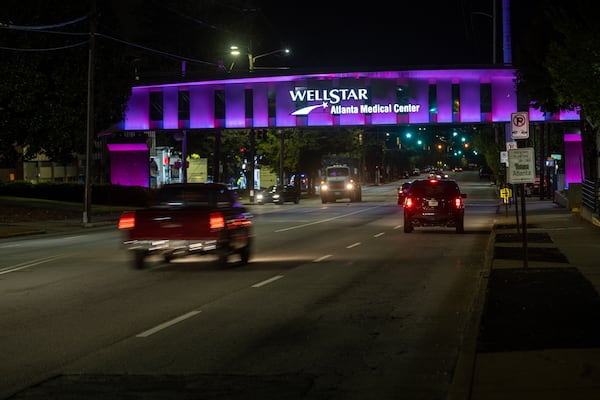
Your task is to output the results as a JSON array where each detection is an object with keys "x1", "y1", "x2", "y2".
[
  {"x1": 479, "y1": 166, "x2": 493, "y2": 180},
  {"x1": 256, "y1": 184, "x2": 300, "y2": 204},
  {"x1": 403, "y1": 178, "x2": 467, "y2": 233},
  {"x1": 397, "y1": 181, "x2": 412, "y2": 206},
  {"x1": 429, "y1": 169, "x2": 449, "y2": 179},
  {"x1": 289, "y1": 173, "x2": 309, "y2": 192}
]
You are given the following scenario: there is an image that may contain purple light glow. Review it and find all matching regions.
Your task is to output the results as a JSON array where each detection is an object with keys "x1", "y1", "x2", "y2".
[
  {"x1": 436, "y1": 80, "x2": 452, "y2": 123},
  {"x1": 163, "y1": 87, "x2": 179, "y2": 129},
  {"x1": 124, "y1": 89, "x2": 150, "y2": 130},
  {"x1": 107, "y1": 143, "x2": 149, "y2": 187},
  {"x1": 564, "y1": 133, "x2": 583, "y2": 184},
  {"x1": 225, "y1": 84, "x2": 246, "y2": 128},
  {"x1": 460, "y1": 80, "x2": 481, "y2": 122},
  {"x1": 408, "y1": 79, "x2": 429, "y2": 124},
  {"x1": 112, "y1": 68, "x2": 584, "y2": 188},
  {"x1": 252, "y1": 84, "x2": 269, "y2": 127},
  {"x1": 106, "y1": 143, "x2": 149, "y2": 152},
  {"x1": 190, "y1": 87, "x2": 215, "y2": 128},
  {"x1": 124, "y1": 68, "x2": 578, "y2": 130},
  {"x1": 125, "y1": 68, "x2": 540, "y2": 130}
]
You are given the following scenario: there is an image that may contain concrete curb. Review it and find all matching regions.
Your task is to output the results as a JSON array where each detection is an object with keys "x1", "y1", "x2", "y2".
[{"x1": 447, "y1": 221, "x2": 495, "y2": 400}]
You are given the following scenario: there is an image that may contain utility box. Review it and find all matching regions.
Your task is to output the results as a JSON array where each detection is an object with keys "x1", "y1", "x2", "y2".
[{"x1": 567, "y1": 182, "x2": 582, "y2": 211}]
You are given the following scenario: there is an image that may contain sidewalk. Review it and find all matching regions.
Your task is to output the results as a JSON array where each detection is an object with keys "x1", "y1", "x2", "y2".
[
  {"x1": 0, "y1": 213, "x2": 120, "y2": 238},
  {"x1": 451, "y1": 198, "x2": 600, "y2": 400}
]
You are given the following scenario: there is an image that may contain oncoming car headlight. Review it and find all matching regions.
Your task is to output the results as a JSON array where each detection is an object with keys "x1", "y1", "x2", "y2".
[
  {"x1": 256, "y1": 193, "x2": 263, "y2": 200},
  {"x1": 321, "y1": 184, "x2": 329, "y2": 191},
  {"x1": 346, "y1": 183, "x2": 354, "y2": 190}
]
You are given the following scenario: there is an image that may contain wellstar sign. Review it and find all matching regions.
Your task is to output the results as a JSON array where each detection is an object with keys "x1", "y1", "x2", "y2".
[{"x1": 289, "y1": 88, "x2": 420, "y2": 116}]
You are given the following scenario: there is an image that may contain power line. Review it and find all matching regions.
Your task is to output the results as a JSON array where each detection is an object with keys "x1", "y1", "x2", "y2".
[
  {"x1": 96, "y1": 32, "x2": 216, "y2": 66},
  {"x1": 150, "y1": 1, "x2": 232, "y2": 33},
  {"x1": 0, "y1": 15, "x2": 88, "y2": 30},
  {"x1": 0, "y1": 11, "x2": 217, "y2": 66},
  {"x1": 0, "y1": 41, "x2": 88, "y2": 52}
]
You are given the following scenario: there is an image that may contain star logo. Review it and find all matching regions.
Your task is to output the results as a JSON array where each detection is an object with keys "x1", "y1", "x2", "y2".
[{"x1": 291, "y1": 101, "x2": 329, "y2": 116}]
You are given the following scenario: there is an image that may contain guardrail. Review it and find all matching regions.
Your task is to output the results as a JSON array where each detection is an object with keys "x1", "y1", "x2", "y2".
[{"x1": 582, "y1": 179, "x2": 600, "y2": 213}]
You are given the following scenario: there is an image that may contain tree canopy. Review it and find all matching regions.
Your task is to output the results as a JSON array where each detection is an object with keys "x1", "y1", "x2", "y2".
[{"x1": 514, "y1": 0, "x2": 600, "y2": 179}]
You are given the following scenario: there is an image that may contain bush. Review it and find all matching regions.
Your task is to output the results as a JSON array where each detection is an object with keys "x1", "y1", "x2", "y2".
[{"x1": 0, "y1": 181, "x2": 149, "y2": 207}]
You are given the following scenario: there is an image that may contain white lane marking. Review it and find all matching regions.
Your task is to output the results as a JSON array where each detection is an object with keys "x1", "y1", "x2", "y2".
[
  {"x1": 374, "y1": 232, "x2": 385, "y2": 237},
  {"x1": 313, "y1": 254, "x2": 332, "y2": 262},
  {"x1": 0, "y1": 255, "x2": 65, "y2": 275},
  {"x1": 347, "y1": 242, "x2": 361, "y2": 248},
  {"x1": 0, "y1": 244, "x2": 21, "y2": 248},
  {"x1": 275, "y1": 208, "x2": 373, "y2": 232},
  {"x1": 136, "y1": 310, "x2": 202, "y2": 338},
  {"x1": 252, "y1": 275, "x2": 284, "y2": 288}
]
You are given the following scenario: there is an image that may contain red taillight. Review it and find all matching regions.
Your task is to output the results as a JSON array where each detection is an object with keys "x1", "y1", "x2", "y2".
[
  {"x1": 209, "y1": 212, "x2": 225, "y2": 229},
  {"x1": 454, "y1": 197, "x2": 463, "y2": 208},
  {"x1": 118, "y1": 211, "x2": 136, "y2": 229},
  {"x1": 404, "y1": 197, "x2": 414, "y2": 208}
]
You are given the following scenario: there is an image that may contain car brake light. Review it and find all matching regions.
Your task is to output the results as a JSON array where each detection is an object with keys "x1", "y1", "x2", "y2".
[
  {"x1": 210, "y1": 212, "x2": 225, "y2": 229},
  {"x1": 454, "y1": 197, "x2": 463, "y2": 208},
  {"x1": 118, "y1": 212, "x2": 136, "y2": 229},
  {"x1": 405, "y1": 197, "x2": 413, "y2": 208}
]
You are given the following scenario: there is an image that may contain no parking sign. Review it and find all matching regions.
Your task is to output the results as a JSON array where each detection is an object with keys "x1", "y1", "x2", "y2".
[{"x1": 511, "y1": 112, "x2": 529, "y2": 139}]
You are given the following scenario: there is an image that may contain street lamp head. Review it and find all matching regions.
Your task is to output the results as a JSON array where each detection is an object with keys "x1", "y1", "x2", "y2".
[
  {"x1": 253, "y1": 47, "x2": 290, "y2": 62},
  {"x1": 229, "y1": 46, "x2": 290, "y2": 71}
]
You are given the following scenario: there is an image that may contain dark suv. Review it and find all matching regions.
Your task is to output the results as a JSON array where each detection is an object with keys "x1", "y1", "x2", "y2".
[
  {"x1": 403, "y1": 178, "x2": 467, "y2": 233},
  {"x1": 256, "y1": 184, "x2": 300, "y2": 205}
]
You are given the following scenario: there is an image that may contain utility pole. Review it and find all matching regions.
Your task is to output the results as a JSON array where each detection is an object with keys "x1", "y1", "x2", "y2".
[
  {"x1": 279, "y1": 129, "x2": 284, "y2": 184},
  {"x1": 83, "y1": 0, "x2": 96, "y2": 225},
  {"x1": 249, "y1": 128, "x2": 255, "y2": 202}
]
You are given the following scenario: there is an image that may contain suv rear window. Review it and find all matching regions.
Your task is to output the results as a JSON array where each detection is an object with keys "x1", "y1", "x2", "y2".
[{"x1": 409, "y1": 180, "x2": 460, "y2": 197}]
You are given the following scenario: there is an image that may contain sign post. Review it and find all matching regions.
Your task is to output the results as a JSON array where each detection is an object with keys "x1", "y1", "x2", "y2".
[{"x1": 508, "y1": 147, "x2": 535, "y2": 268}]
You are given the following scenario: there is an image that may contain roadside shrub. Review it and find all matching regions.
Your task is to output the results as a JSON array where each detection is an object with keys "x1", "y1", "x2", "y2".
[{"x1": 0, "y1": 181, "x2": 148, "y2": 207}]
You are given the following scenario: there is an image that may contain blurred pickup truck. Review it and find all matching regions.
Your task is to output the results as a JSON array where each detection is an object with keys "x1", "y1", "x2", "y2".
[{"x1": 118, "y1": 183, "x2": 253, "y2": 269}]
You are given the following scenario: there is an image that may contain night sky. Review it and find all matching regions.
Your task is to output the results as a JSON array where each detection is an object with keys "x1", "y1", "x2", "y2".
[{"x1": 255, "y1": 0, "x2": 534, "y2": 70}]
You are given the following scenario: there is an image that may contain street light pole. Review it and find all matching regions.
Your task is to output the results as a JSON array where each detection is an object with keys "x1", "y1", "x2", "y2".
[
  {"x1": 279, "y1": 129, "x2": 284, "y2": 184},
  {"x1": 249, "y1": 48, "x2": 290, "y2": 72},
  {"x1": 473, "y1": 0, "x2": 497, "y2": 64},
  {"x1": 492, "y1": 0, "x2": 497, "y2": 64},
  {"x1": 230, "y1": 45, "x2": 290, "y2": 72}
]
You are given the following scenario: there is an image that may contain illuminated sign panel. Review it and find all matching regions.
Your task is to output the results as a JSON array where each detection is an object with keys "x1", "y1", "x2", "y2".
[
  {"x1": 288, "y1": 86, "x2": 420, "y2": 118},
  {"x1": 122, "y1": 68, "x2": 579, "y2": 130}
]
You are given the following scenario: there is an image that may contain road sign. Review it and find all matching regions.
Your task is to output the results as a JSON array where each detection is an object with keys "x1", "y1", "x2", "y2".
[
  {"x1": 511, "y1": 112, "x2": 529, "y2": 139},
  {"x1": 500, "y1": 187, "x2": 512, "y2": 198},
  {"x1": 507, "y1": 147, "x2": 535, "y2": 184}
]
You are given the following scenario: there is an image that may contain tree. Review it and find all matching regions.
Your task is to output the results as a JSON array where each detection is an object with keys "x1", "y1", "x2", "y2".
[
  {"x1": 471, "y1": 126, "x2": 504, "y2": 184},
  {"x1": 514, "y1": 0, "x2": 600, "y2": 181},
  {"x1": 0, "y1": 0, "x2": 234, "y2": 178},
  {"x1": 0, "y1": 1, "x2": 132, "y2": 175},
  {"x1": 254, "y1": 127, "x2": 359, "y2": 185}
]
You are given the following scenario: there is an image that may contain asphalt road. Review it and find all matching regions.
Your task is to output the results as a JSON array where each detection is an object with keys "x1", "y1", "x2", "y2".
[{"x1": 0, "y1": 171, "x2": 500, "y2": 399}]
